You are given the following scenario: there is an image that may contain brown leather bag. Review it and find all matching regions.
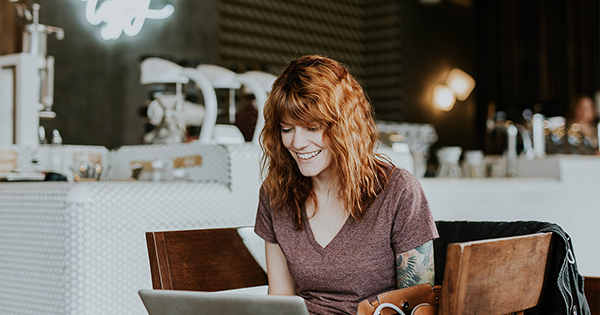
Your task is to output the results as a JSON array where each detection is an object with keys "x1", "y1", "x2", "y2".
[{"x1": 356, "y1": 283, "x2": 442, "y2": 315}]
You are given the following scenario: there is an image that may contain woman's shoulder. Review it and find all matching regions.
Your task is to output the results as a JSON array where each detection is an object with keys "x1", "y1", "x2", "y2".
[
  {"x1": 258, "y1": 183, "x2": 273, "y2": 206},
  {"x1": 379, "y1": 165, "x2": 423, "y2": 197},
  {"x1": 386, "y1": 164, "x2": 420, "y2": 184}
]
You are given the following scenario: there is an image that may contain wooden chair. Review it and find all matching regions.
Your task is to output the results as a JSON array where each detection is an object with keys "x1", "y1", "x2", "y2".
[
  {"x1": 145, "y1": 227, "x2": 268, "y2": 292},
  {"x1": 441, "y1": 232, "x2": 553, "y2": 315},
  {"x1": 585, "y1": 276, "x2": 600, "y2": 315}
]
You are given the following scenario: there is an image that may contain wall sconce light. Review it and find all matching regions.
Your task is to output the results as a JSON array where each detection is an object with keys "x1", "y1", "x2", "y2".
[
  {"x1": 446, "y1": 68, "x2": 476, "y2": 101},
  {"x1": 433, "y1": 84, "x2": 456, "y2": 111},
  {"x1": 432, "y1": 68, "x2": 475, "y2": 111}
]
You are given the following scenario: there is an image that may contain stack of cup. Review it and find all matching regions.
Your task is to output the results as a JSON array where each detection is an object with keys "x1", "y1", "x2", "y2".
[
  {"x1": 436, "y1": 147, "x2": 462, "y2": 178},
  {"x1": 462, "y1": 150, "x2": 484, "y2": 178}
]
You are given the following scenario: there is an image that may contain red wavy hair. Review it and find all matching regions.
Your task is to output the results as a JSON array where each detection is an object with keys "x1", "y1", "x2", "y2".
[{"x1": 260, "y1": 55, "x2": 390, "y2": 229}]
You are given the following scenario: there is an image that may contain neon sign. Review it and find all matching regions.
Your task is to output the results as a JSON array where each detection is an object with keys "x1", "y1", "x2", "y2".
[{"x1": 82, "y1": 0, "x2": 174, "y2": 40}]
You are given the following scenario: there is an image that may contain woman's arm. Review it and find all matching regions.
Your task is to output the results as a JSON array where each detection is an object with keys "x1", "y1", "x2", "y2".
[
  {"x1": 265, "y1": 241, "x2": 296, "y2": 295},
  {"x1": 395, "y1": 240, "x2": 435, "y2": 289}
]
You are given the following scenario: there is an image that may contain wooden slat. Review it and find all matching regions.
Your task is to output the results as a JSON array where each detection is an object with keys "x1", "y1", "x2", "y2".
[
  {"x1": 145, "y1": 228, "x2": 268, "y2": 292},
  {"x1": 442, "y1": 232, "x2": 552, "y2": 315},
  {"x1": 145, "y1": 232, "x2": 160, "y2": 289},
  {"x1": 0, "y1": 1, "x2": 23, "y2": 55},
  {"x1": 146, "y1": 232, "x2": 174, "y2": 290},
  {"x1": 585, "y1": 276, "x2": 600, "y2": 315}
]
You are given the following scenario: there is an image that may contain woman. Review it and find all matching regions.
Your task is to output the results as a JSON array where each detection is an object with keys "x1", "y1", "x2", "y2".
[
  {"x1": 254, "y1": 55, "x2": 438, "y2": 315},
  {"x1": 566, "y1": 94, "x2": 599, "y2": 155}
]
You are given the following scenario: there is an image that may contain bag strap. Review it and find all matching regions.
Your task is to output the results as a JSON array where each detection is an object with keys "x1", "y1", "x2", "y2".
[
  {"x1": 356, "y1": 284, "x2": 442, "y2": 315},
  {"x1": 373, "y1": 303, "x2": 406, "y2": 315},
  {"x1": 411, "y1": 303, "x2": 437, "y2": 315},
  {"x1": 371, "y1": 302, "x2": 437, "y2": 315},
  {"x1": 377, "y1": 284, "x2": 441, "y2": 311}
]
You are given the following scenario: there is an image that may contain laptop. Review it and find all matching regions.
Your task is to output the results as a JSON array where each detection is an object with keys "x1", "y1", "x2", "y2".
[{"x1": 138, "y1": 288, "x2": 310, "y2": 315}]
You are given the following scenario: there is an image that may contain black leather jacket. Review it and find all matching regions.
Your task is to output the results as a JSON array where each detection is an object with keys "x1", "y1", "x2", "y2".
[{"x1": 433, "y1": 221, "x2": 590, "y2": 315}]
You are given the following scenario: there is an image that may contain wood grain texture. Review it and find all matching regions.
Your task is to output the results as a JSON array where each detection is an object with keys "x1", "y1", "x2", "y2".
[
  {"x1": 585, "y1": 276, "x2": 600, "y2": 315},
  {"x1": 145, "y1": 228, "x2": 268, "y2": 292},
  {"x1": 0, "y1": 1, "x2": 23, "y2": 55},
  {"x1": 441, "y1": 232, "x2": 552, "y2": 315}
]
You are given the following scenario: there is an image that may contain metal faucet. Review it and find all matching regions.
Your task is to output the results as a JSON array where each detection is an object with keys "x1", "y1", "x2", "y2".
[
  {"x1": 506, "y1": 124, "x2": 518, "y2": 176},
  {"x1": 486, "y1": 119, "x2": 527, "y2": 176},
  {"x1": 486, "y1": 112, "x2": 546, "y2": 177}
]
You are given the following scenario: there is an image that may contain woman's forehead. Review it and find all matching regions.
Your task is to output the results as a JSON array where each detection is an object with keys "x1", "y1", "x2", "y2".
[
  {"x1": 273, "y1": 92, "x2": 332, "y2": 127},
  {"x1": 279, "y1": 117, "x2": 321, "y2": 127},
  {"x1": 278, "y1": 107, "x2": 321, "y2": 125}
]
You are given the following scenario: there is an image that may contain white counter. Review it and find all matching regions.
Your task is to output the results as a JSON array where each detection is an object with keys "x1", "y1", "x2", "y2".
[
  {"x1": 421, "y1": 155, "x2": 600, "y2": 277},
  {"x1": 0, "y1": 144, "x2": 264, "y2": 315}
]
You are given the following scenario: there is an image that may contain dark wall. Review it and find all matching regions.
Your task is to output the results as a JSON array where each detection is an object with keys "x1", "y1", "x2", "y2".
[
  {"x1": 12, "y1": 0, "x2": 596, "y2": 151},
  {"x1": 400, "y1": 2, "x2": 478, "y2": 150},
  {"x1": 475, "y1": 0, "x2": 600, "y2": 129},
  {"x1": 39, "y1": 0, "x2": 219, "y2": 149},
  {"x1": 32, "y1": 0, "x2": 478, "y2": 150}
]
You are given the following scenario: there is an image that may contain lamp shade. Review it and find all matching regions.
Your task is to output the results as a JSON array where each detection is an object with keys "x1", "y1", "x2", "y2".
[
  {"x1": 446, "y1": 68, "x2": 475, "y2": 101},
  {"x1": 433, "y1": 84, "x2": 456, "y2": 111}
]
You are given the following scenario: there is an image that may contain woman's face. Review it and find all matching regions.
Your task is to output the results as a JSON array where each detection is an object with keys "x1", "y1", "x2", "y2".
[
  {"x1": 280, "y1": 123, "x2": 333, "y2": 181},
  {"x1": 575, "y1": 97, "x2": 595, "y2": 124}
]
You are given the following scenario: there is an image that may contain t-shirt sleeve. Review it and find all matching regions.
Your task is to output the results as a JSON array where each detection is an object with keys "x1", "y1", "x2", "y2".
[
  {"x1": 254, "y1": 185, "x2": 278, "y2": 244},
  {"x1": 390, "y1": 169, "x2": 439, "y2": 254}
]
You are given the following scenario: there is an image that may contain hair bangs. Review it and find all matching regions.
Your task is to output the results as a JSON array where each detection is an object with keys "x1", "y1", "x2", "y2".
[{"x1": 276, "y1": 89, "x2": 332, "y2": 129}]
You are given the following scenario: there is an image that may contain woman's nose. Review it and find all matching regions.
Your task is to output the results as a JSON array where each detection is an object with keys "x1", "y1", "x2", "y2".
[{"x1": 291, "y1": 128, "x2": 310, "y2": 149}]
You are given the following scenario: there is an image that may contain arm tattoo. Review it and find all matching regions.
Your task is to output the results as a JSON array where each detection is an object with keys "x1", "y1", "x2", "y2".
[{"x1": 395, "y1": 240, "x2": 434, "y2": 288}]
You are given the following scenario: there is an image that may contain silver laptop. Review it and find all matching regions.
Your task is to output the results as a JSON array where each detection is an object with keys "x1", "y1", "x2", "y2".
[{"x1": 138, "y1": 289, "x2": 309, "y2": 315}]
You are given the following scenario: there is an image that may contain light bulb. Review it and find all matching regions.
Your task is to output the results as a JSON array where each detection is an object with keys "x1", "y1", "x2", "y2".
[
  {"x1": 446, "y1": 68, "x2": 475, "y2": 101},
  {"x1": 433, "y1": 84, "x2": 456, "y2": 111}
]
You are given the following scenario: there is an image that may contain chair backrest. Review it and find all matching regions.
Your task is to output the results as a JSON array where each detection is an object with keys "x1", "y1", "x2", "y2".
[
  {"x1": 441, "y1": 232, "x2": 552, "y2": 315},
  {"x1": 584, "y1": 276, "x2": 599, "y2": 315},
  {"x1": 145, "y1": 228, "x2": 268, "y2": 291}
]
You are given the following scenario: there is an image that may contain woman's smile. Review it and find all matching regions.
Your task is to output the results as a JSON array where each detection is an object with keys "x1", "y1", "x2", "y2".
[{"x1": 296, "y1": 150, "x2": 322, "y2": 161}]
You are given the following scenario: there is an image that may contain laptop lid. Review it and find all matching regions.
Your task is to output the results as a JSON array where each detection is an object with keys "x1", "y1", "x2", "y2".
[{"x1": 138, "y1": 289, "x2": 310, "y2": 315}]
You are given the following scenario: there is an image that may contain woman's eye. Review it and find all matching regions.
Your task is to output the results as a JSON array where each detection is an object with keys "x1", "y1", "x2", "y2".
[
  {"x1": 281, "y1": 127, "x2": 293, "y2": 133},
  {"x1": 306, "y1": 126, "x2": 320, "y2": 131}
]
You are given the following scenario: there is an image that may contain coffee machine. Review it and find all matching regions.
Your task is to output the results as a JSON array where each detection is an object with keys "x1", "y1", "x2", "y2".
[{"x1": 0, "y1": 1, "x2": 63, "y2": 147}]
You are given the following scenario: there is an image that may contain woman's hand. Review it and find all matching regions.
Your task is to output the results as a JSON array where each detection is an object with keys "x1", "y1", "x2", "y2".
[
  {"x1": 265, "y1": 241, "x2": 296, "y2": 295},
  {"x1": 395, "y1": 240, "x2": 435, "y2": 288}
]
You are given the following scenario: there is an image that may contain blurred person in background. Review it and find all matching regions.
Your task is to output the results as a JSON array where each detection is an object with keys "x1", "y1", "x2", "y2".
[{"x1": 566, "y1": 94, "x2": 599, "y2": 155}]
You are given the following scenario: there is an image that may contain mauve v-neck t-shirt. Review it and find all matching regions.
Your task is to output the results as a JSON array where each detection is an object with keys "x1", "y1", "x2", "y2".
[{"x1": 254, "y1": 167, "x2": 439, "y2": 315}]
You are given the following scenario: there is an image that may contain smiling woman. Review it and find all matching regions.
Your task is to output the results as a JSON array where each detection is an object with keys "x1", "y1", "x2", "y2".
[
  {"x1": 254, "y1": 55, "x2": 438, "y2": 315},
  {"x1": 260, "y1": 55, "x2": 384, "y2": 229}
]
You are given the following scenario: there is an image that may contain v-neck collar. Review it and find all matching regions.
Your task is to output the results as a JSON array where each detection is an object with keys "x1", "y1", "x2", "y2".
[{"x1": 303, "y1": 210, "x2": 353, "y2": 256}]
